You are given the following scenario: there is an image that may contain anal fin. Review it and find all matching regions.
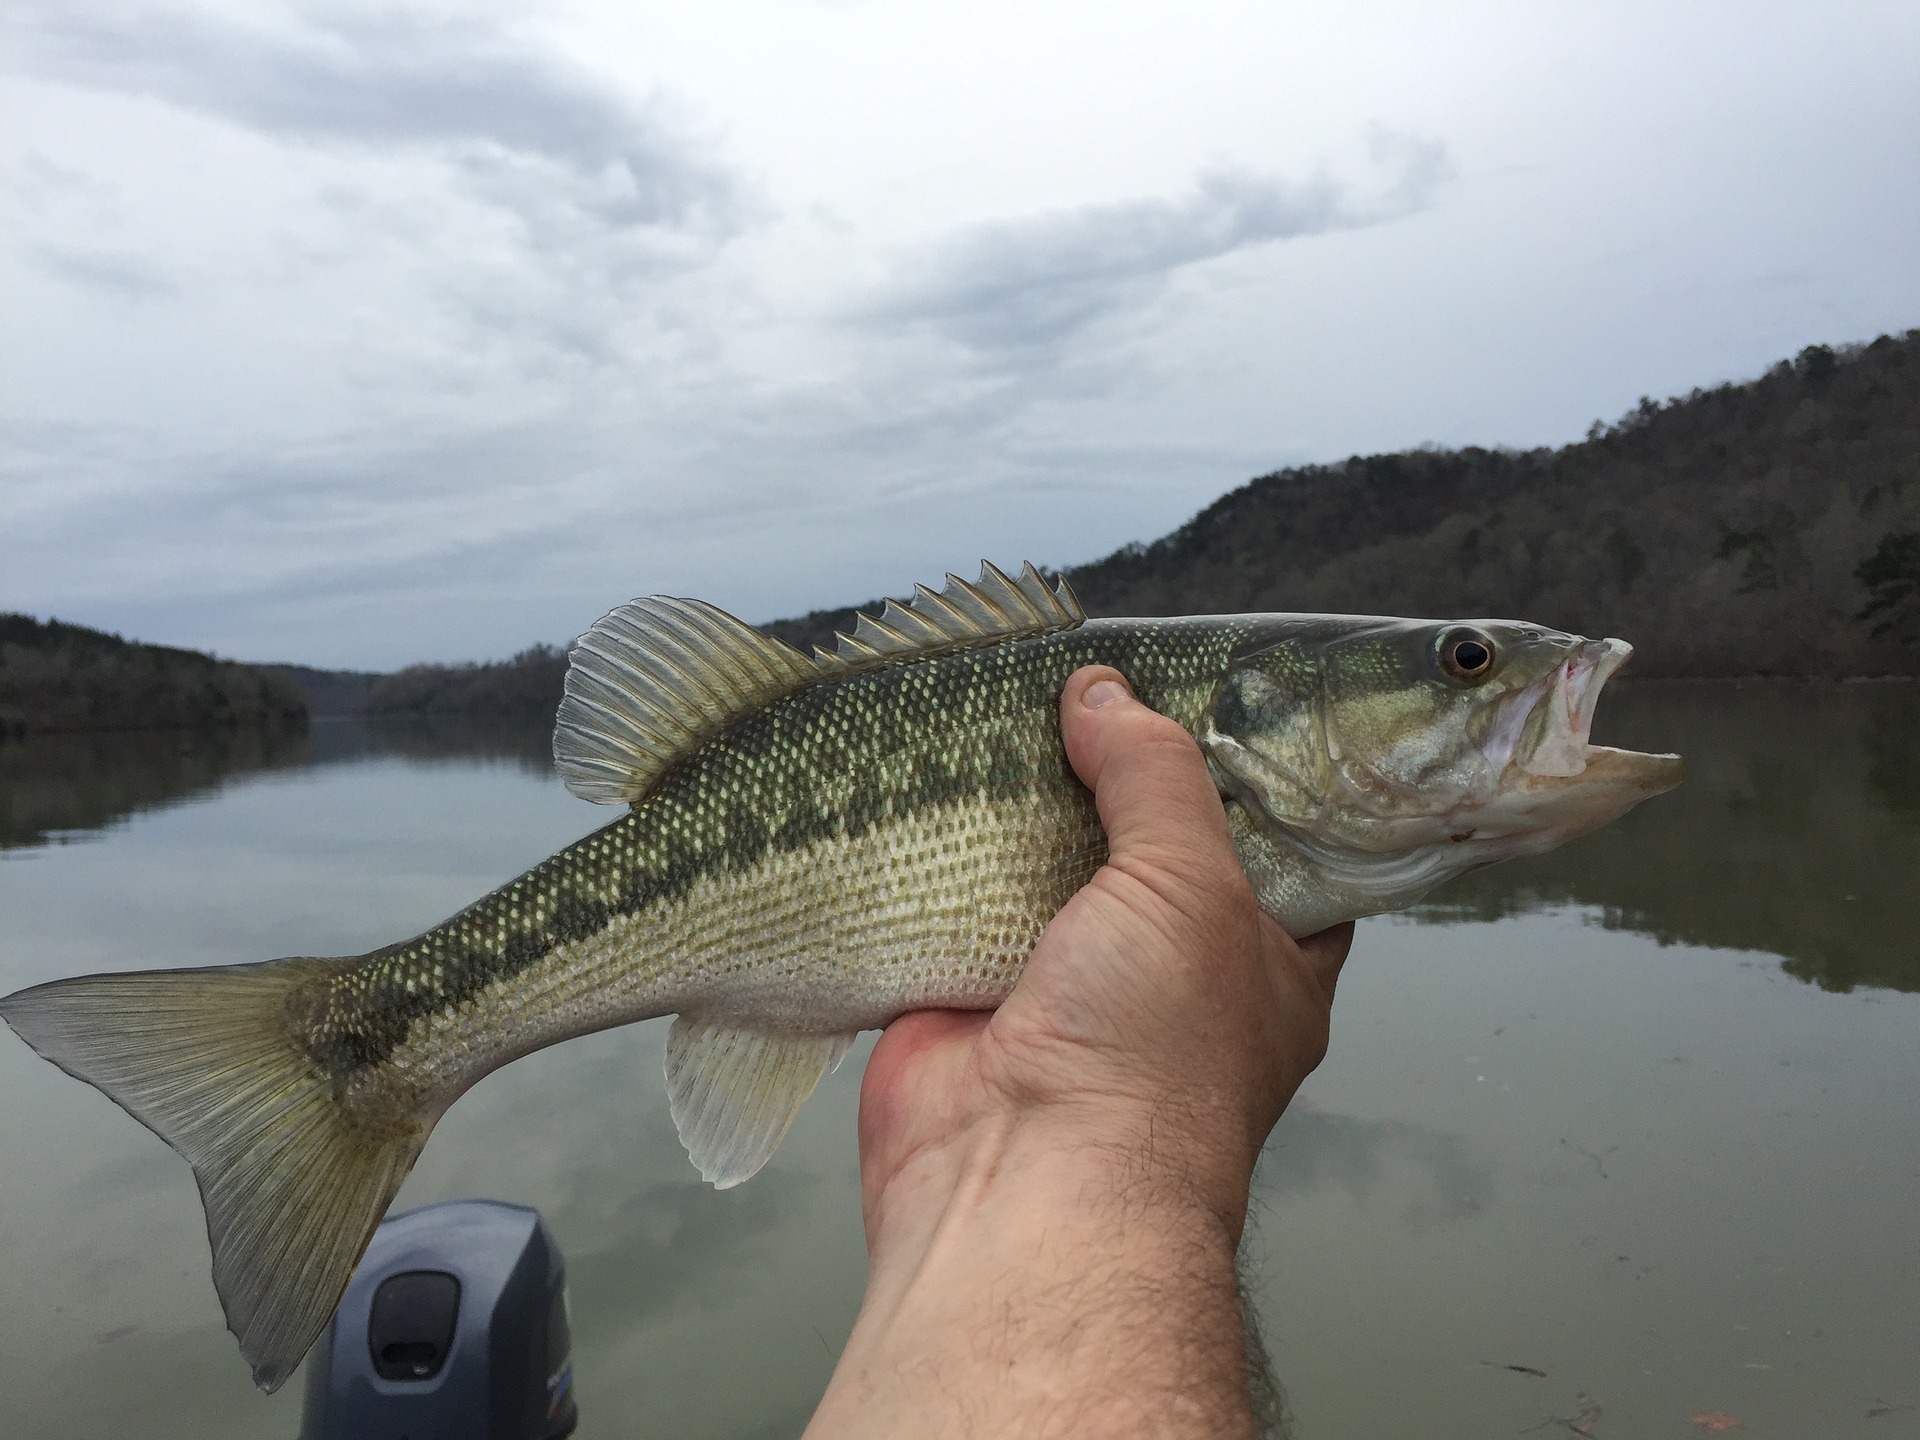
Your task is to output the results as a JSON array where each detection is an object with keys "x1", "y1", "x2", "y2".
[{"x1": 664, "y1": 1017, "x2": 855, "y2": 1188}]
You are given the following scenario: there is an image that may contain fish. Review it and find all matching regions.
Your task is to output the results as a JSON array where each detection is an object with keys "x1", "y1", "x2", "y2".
[{"x1": 0, "y1": 561, "x2": 1682, "y2": 1391}]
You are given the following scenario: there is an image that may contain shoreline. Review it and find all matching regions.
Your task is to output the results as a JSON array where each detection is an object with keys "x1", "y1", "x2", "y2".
[{"x1": 5, "y1": 672, "x2": 1914, "y2": 742}]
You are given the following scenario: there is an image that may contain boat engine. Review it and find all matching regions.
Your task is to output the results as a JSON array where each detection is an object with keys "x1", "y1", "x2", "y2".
[{"x1": 299, "y1": 1198, "x2": 577, "y2": 1440}]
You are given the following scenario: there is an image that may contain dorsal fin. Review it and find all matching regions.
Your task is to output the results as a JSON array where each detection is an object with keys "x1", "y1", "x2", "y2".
[
  {"x1": 554, "y1": 562, "x2": 1084, "y2": 805},
  {"x1": 816, "y1": 560, "x2": 1084, "y2": 673},
  {"x1": 554, "y1": 597, "x2": 819, "y2": 804}
]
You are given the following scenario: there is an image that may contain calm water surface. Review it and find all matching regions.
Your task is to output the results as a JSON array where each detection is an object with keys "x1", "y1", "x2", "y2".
[{"x1": 2, "y1": 685, "x2": 1915, "y2": 1439}]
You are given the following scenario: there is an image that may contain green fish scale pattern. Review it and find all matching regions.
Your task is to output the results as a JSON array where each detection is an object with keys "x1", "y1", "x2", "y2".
[{"x1": 306, "y1": 617, "x2": 1253, "y2": 1077}]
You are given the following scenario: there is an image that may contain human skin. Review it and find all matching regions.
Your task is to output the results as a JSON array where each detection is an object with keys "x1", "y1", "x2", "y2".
[{"x1": 803, "y1": 666, "x2": 1355, "y2": 1439}]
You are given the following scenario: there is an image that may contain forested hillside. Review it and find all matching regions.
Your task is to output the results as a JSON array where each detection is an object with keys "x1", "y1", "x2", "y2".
[
  {"x1": 0, "y1": 615, "x2": 308, "y2": 736},
  {"x1": 359, "y1": 645, "x2": 568, "y2": 719},
  {"x1": 243, "y1": 326, "x2": 1920, "y2": 721},
  {"x1": 771, "y1": 331, "x2": 1920, "y2": 676}
]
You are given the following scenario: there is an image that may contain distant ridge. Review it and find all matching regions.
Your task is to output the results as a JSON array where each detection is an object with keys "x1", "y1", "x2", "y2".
[
  {"x1": 353, "y1": 646, "x2": 567, "y2": 721},
  {"x1": 0, "y1": 615, "x2": 308, "y2": 737},
  {"x1": 769, "y1": 329, "x2": 1920, "y2": 678},
  {"x1": 266, "y1": 664, "x2": 380, "y2": 720},
  {"x1": 70, "y1": 326, "x2": 1917, "y2": 734}
]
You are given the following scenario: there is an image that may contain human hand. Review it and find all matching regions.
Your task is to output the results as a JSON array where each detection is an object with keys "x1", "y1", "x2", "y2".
[
  {"x1": 859, "y1": 664, "x2": 1351, "y2": 1247},
  {"x1": 806, "y1": 666, "x2": 1353, "y2": 1439}
]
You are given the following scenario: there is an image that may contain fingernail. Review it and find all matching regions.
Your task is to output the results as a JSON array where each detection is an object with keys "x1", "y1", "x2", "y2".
[{"x1": 1082, "y1": 678, "x2": 1131, "y2": 709}]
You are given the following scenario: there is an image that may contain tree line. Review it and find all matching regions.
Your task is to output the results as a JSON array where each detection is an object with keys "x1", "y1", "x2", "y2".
[
  {"x1": 0, "y1": 615, "x2": 308, "y2": 737},
  {"x1": 773, "y1": 330, "x2": 1920, "y2": 677},
  {"x1": 335, "y1": 329, "x2": 1920, "y2": 718},
  {"x1": 358, "y1": 645, "x2": 570, "y2": 719},
  {"x1": 15, "y1": 328, "x2": 1915, "y2": 740}
]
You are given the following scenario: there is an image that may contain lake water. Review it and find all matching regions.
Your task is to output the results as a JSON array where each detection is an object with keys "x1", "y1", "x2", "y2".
[{"x1": 2, "y1": 684, "x2": 1915, "y2": 1439}]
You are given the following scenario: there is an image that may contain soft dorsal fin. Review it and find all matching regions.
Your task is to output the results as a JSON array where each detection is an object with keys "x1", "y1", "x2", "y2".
[
  {"x1": 554, "y1": 562, "x2": 1084, "y2": 805},
  {"x1": 554, "y1": 598, "x2": 820, "y2": 804}
]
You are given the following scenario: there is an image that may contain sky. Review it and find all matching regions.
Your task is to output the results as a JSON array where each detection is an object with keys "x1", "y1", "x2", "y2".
[{"x1": 4, "y1": 0, "x2": 1918, "y2": 670}]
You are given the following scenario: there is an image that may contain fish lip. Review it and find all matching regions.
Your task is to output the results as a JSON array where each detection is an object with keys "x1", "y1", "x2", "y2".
[{"x1": 1580, "y1": 743, "x2": 1687, "y2": 794}]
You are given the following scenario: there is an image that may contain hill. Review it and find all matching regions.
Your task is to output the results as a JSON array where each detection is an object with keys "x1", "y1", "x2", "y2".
[
  {"x1": 769, "y1": 330, "x2": 1920, "y2": 676},
  {"x1": 357, "y1": 645, "x2": 568, "y2": 720},
  {"x1": 267, "y1": 664, "x2": 381, "y2": 720},
  {"x1": 255, "y1": 326, "x2": 1920, "y2": 721},
  {"x1": 0, "y1": 615, "x2": 308, "y2": 737}
]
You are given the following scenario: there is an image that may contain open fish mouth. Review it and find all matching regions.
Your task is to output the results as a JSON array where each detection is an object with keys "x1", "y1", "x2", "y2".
[
  {"x1": 1517, "y1": 637, "x2": 1632, "y2": 777},
  {"x1": 1482, "y1": 635, "x2": 1678, "y2": 789},
  {"x1": 1437, "y1": 633, "x2": 1683, "y2": 856}
]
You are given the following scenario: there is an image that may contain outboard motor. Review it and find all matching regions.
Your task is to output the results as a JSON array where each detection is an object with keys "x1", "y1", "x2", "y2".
[{"x1": 299, "y1": 1198, "x2": 577, "y2": 1440}]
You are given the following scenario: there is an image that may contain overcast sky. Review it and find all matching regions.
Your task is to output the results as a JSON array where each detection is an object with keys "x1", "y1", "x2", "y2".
[{"x1": 4, "y1": 0, "x2": 1917, "y2": 669}]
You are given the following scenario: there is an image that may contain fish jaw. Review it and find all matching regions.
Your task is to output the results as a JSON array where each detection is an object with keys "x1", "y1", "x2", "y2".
[
  {"x1": 1511, "y1": 637, "x2": 1628, "y2": 778},
  {"x1": 1462, "y1": 637, "x2": 1683, "y2": 849},
  {"x1": 1457, "y1": 743, "x2": 1685, "y2": 870}
]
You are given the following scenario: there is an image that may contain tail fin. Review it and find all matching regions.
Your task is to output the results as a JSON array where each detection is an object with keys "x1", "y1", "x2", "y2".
[{"x1": 0, "y1": 958, "x2": 430, "y2": 1392}]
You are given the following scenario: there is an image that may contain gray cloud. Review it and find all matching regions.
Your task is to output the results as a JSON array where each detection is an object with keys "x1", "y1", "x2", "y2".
[
  {"x1": 1257, "y1": 1107, "x2": 1491, "y2": 1233},
  {"x1": 3, "y1": 0, "x2": 768, "y2": 399},
  {"x1": 29, "y1": 241, "x2": 179, "y2": 300},
  {"x1": 869, "y1": 132, "x2": 1451, "y2": 353},
  {"x1": 7, "y1": 2, "x2": 1913, "y2": 676},
  {"x1": 8, "y1": 0, "x2": 747, "y2": 241}
]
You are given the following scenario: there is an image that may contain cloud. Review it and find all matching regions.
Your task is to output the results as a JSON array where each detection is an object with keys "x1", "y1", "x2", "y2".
[
  {"x1": 9, "y1": 0, "x2": 756, "y2": 291},
  {"x1": 868, "y1": 132, "x2": 1451, "y2": 353},
  {"x1": 10, "y1": 0, "x2": 1909, "y2": 677},
  {"x1": 8, "y1": 1, "x2": 743, "y2": 239},
  {"x1": 2, "y1": 0, "x2": 768, "y2": 404},
  {"x1": 29, "y1": 241, "x2": 179, "y2": 300}
]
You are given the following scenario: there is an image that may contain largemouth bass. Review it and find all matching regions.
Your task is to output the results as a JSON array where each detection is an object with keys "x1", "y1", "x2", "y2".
[{"x1": 0, "y1": 562, "x2": 1681, "y2": 1390}]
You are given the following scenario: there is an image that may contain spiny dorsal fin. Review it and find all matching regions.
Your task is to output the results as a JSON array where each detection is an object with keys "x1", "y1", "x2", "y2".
[
  {"x1": 554, "y1": 597, "x2": 819, "y2": 805},
  {"x1": 555, "y1": 563, "x2": 1083, "y2": 806},
  {"x1": 816, "y1": 560, "x2": 1084, "y2": 672}
]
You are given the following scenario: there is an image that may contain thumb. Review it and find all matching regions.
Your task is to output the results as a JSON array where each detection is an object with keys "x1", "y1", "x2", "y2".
[{"x1": 1058, "y1": 666, "x2": 1239, "y2": 882}]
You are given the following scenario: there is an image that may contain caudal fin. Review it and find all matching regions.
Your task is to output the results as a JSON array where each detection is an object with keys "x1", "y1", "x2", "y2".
[{"x1": 0, "y1": 958, "x2": 429, "y2": 1392}]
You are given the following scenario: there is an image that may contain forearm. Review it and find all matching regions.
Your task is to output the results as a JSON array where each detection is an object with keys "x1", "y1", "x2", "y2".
[{"x1": 806, "y1": 1114, "x2": 1261, "y2": 1440}]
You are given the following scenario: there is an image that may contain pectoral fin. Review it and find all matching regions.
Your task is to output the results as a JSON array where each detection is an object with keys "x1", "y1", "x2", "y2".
[{"x1": 664, "y1": 1017, "x2": 855, "y2": 1188}]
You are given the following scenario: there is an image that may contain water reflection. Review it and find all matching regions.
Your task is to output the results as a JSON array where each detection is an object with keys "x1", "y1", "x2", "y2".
[
  {"x1": 2, "y1": 690, "x2": 1915, "y2": 1439},
  {"x1": 0, "y1": 715, "x2": 553, "y2": 852},
  {"x1": 1259, "y1": 1109, "x2": 1492, "y2": 1233},
  {"x1": 1414, "y1": 681, "x2": 1920, "y2": 992},
  {"x1": 333, "y1": 713, "x2": 555, "y2": 774},
  {"x1": 7, "y1": 685, "x2": 1914, "y2": 995},
  {"x1": 0, "y1": 725, "x2": 310, "y2": 848},
  {"x1": 1868, "y1": 691, "x2": 1920, "y2": 819}
]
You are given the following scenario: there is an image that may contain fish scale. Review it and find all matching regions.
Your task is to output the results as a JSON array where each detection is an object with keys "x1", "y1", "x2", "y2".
[
  {"x1": 317, "y1": 617, "x2": 1244, "y2": 1090},
  {"x1": 0, "y1": 561, "x2": 1682, "y2": 1392}
]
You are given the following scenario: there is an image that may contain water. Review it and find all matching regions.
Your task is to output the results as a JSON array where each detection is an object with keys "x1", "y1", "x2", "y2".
[{"x1": 1, "y1": 685, "x2": 1915, "y2": 1439}]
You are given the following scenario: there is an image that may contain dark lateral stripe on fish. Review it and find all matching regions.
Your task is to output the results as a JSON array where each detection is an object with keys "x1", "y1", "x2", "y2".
[{"x1": 309, "y1": 622, "x2": 1247, "y2": 1074}]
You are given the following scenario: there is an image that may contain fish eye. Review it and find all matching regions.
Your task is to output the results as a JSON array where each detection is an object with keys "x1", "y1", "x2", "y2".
[{"x1": 1439, "y1": 630, "x2": 1496, "y2": 682}]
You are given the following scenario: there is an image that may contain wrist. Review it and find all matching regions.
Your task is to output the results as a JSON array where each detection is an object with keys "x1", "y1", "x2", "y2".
[
  {"x1": 867, "y1": 1092, "x2": 1255, "y2": 1269},
  {"x1": 812, "y1": 1108, "x2": 1257, "y2": 1439},
  {"x1": 998, "y1": 1099, "x2": 1256, "y2": 1241}
]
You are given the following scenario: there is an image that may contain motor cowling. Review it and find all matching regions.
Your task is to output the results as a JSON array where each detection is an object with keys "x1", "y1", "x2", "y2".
[{"x1": 299, "y1": 1199, "x2": 577, "y2": 1440}]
